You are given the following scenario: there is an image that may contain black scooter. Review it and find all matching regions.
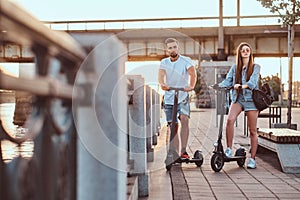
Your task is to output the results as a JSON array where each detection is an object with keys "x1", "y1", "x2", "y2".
[
  {"x1": 210, "y1": 85, "x2": 246, "y2": 172},
  {"x1": 164, "y1": 87, "x2": 203, "y2": 171}
]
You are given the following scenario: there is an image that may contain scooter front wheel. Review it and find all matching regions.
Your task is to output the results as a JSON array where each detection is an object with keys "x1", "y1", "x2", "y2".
[
  {"x1": 166, "y1": 163, "x2": 172, "y2": 171},
  {"x1": 211, "y1": 153, "x2": 224, "y2": 172},
  {"x1": 194, "y1": 150, "x2": 204, "y2": 167},
  {"x1": 165, "y1": 152, "x2": 174, "y2": 171}
]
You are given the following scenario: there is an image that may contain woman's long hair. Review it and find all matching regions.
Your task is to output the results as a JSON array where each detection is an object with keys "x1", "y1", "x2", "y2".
[{"x1": 235, "y1": 42, "x2": 254, "y2": 84}]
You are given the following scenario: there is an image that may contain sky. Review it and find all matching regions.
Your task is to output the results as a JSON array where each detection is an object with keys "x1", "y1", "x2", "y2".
[
  {"x1": 12, "y1": 0, "x2": 272, "y2": 21},
  {"x1": 4, "y1": 0, "x2": 299, "y2": 89}
]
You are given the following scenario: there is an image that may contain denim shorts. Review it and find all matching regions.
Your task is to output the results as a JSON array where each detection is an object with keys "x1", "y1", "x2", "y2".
[
  {"x1": 236, "y1": 94, "x2": 257, "y2": 111},
  {"x1": 163, "y1": 97, "x2": 190, "y2": 123}
]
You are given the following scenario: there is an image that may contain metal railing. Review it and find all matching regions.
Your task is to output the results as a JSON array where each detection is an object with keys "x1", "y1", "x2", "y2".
[
  {"x1": 43, "y1": 15, "x2": 285, "y2": 31},
  {"x1": 1, "y1": 1, "x2": 164, "y2": 199},
  {"x1": 0, "y1": 1, "x2": 86, "y2": 200}
]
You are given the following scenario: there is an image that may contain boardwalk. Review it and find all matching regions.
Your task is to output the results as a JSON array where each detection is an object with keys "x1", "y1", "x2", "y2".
[
  {"x1": 142, "y1": 107, "x2": 300, "y2": 200},
  {"x1": 1, "y1": 103, "x2": 300, "y2": 199}
]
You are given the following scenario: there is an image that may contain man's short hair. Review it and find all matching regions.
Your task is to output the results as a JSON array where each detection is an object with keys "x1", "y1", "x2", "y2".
[{"x1": 165, "y1": 38, "x2": 178, "y2": 45}]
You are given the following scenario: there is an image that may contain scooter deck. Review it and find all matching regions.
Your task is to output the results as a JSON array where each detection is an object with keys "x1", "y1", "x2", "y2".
[
  {"x1": 174, "y1": 157, "x2": 202, "y2": 164},
  {"x1": 223, "y1": 155, "x2": 245, "y2": 162}
]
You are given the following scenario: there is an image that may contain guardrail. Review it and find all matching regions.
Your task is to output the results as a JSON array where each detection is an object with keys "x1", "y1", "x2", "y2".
[
  {"x1": 126, "y1": 75, "x2": 161, "y2": 197},
  {"x1": 43, "y1": 15, "x2": 285, "y2": 31},
  {"x1": 1, "y1": 1, "x2": 163, "y2": 199},
  {"x1": 0, "y1": 1, "x2": 86, "y2": 200}
]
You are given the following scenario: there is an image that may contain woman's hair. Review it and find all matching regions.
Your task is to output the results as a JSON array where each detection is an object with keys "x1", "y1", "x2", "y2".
[{"x1": 235, "y1": 42, "x2": 254, "y2": 84}]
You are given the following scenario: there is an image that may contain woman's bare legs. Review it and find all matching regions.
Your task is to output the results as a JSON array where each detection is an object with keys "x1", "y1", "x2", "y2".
[
  {"x1": 246, "y1": 110, "x2": 259, "y2": 158},
  {"x1": 226, "y1": 103, "x2": 243, "y2": 148}
]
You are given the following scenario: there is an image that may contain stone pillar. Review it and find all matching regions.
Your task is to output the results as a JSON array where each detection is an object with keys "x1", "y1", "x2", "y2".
[
  {"x1": 217, "y1": 0, "x2": 226, "y2": 61},
  {"x1": 151, "y1": 88, "x2": 158, "y2": 145},
  {"x1": 156, "y1": 92, "x2": 161, "y2": 136},
  {"x1": 145, "y1": 85, "x2": 153, "y2": 162},
  {"x1": 127, "y1": 74, "x2": 149, "y2": 197},
  {"x1": 73, "y1": 33, "x2": 127, "y2": 200}
]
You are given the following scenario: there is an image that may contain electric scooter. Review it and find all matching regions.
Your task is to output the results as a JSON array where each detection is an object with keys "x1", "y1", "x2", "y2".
[
  {"x1": 210, "y1": 85, "x2": 246, "y2": 172},
  {"x1": 164, "y1": 87, "x2": 203, "y2": 171}
]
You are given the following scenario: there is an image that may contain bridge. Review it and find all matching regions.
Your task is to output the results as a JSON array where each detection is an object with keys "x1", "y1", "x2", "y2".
[
  {"x1": 1, "y1": 16, "x2": 300, "y2": 63},
  {"x1": 0, "y1": 1, "x2": 300, "y2": 200}
]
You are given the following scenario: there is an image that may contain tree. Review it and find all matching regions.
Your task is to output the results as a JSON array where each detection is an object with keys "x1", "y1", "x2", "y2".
[
  {"x1": 257, "y1": 0, "x2": 300, "y2": 128},
  {"x1": 194, "y1": 67, "x2": 202, "y2": 95},
  {"x1": 261, "y1": 74, "x2": 282, "y2": 101}
]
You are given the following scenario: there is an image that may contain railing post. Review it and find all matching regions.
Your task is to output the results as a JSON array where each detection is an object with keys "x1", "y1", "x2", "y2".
[
  {"x1": 151, "y1": 88, "x2": 158, "y2": 145},
  {"x1": 73, "y1": 33, "x2": 128, "y2": 200},
  {"x1": 127, "y1": 75, "x2": 149, "y2": 197},
  {"x1": 156, "y1": 92, "x2": 162, "y2": 135},
  {"x1": 145, "y1": 85, "x2": 154, "y2": 162}
]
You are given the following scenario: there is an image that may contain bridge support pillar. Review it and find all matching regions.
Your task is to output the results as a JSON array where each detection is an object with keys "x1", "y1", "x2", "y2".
[{"x1": 217, "y1": 48, "x2": 226, "y2": 61}]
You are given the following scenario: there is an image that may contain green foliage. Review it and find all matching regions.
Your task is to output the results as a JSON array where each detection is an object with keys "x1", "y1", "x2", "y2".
[
  {"x1": 261, "y1": 74, "x2": 282, "y2": 101},
  {"x1": 256, "y1": 0, "x2": 300, "y2": 25},
  {"x1": 194, "y1": 67, "x2": 202, "y2": 95}
]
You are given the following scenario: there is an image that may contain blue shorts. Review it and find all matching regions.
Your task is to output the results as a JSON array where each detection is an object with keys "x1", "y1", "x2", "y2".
[
  {"x1": 163, "y1": 97, "x2": 190, "y2": 123},
  {"x1": 236, "y1": 95, "x2": 257, "y2": 111}
]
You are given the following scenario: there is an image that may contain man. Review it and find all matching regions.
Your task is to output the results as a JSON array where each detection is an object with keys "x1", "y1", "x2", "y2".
[{"x1": 158, "y1": 38, "x2": 197, "y2": 159}]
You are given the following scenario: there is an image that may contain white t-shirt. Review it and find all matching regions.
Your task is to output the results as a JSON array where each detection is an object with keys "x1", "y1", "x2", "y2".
[{"x1": 160, "y1": 55, "x2": 193, "y2": 105}]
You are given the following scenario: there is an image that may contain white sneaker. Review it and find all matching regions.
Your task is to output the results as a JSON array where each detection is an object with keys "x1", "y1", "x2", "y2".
[
  {"x1": 224, "y1": 148, "x2": 232, "y2": 157},
  {"x1": 247, "y1": 158, "x2": 256, "y2": 169}
]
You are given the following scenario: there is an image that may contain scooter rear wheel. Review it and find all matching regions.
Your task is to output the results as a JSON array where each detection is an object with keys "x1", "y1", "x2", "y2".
[
  {"x1": 211, "y1": 153, "x2": 224, "y2": 172},
  {"x1": 235, "y1": 148, "x2": 246, "y2": 167}
]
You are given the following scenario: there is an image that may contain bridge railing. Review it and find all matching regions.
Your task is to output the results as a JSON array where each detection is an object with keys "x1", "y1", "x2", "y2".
[
  {"x1": 126, "y1": 75, "x2": 161, "y2": 197},
  {"x1": 43, "y1": 15, "x2": 285, "y2": 31},
  {"x1": 0, "y1": 1, "x2": 86, "y2": 200},
  {"x1": 1, "y1": 1, "x2": 163, "y2": 199}
]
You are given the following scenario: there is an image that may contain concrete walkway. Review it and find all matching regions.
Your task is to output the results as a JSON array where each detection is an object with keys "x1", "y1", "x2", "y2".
[{"x1": 141, "y1": 107, "x2": 300, "y2": 200}]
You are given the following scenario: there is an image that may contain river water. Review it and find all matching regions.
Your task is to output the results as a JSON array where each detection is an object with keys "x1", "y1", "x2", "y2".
[{"x1": 0, "y1": 103, "x2": 34, "y2": 163}]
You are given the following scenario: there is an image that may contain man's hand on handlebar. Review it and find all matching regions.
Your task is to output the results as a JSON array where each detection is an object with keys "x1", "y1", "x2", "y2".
[
  {"x1": 184, "y1": 86, "x2": 194, "y2": 92},
  {"x1": 161, "y1": 83, "x2": 170, "y2": 91}
]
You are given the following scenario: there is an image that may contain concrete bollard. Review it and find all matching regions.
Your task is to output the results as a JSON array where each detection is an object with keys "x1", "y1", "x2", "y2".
[
  {"x1": 127, "y1": 75, "x2": 149, "y2": 197},
  {"x1": 156, "y1": 92, "x2": 161, "y2": 136},
  {"x1": 72, "y1": 33, "x2": 128, "y2": 200},
  {"x1": 145, "y1": 85, "x2": 154, "y2": 162},
  {"x1": 151, "y1": 88, "x2": 158, "y2": 146}
]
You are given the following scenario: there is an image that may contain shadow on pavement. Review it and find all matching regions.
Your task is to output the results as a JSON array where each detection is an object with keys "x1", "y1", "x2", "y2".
[{"x1": 256, "y1": 146, "x2": 282, "y2": 171}]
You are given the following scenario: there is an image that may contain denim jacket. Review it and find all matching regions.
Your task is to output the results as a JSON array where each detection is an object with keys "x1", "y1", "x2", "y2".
[{"x1": 218, "y1": 64, "x2": 261, "y2": 102}]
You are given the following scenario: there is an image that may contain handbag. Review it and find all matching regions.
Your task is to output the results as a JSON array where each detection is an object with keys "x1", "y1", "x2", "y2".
[{"x1": 252, "y1": 83, "x2": 274, "y2": 111}]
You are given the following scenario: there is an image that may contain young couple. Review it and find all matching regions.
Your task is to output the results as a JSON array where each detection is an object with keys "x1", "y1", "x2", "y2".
[{"x1": 159, "y1": 38, "x2": 259, "y2": 169}]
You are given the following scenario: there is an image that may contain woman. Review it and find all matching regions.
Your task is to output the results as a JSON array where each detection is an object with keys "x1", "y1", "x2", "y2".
[{"x1": 217, "y1": 42, "x2": 260, "y2": 169}]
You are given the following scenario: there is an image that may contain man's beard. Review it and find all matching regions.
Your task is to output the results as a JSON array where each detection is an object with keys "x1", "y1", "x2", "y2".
[{"x1": 170, "y1": 53, "x2": 178, "y2": 58}]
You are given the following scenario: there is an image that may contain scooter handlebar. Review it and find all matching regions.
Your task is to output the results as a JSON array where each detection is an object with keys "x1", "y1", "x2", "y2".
[
  {"x1": 210, "y1": 84, "x2": 236, "y2": 91},
  {"x1": 168, "y1": 87, "x2": 186, "y2": 91}
]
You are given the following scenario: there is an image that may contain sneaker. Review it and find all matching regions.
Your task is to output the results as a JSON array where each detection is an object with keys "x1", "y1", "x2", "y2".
[
  {"x1": 224, "y1": 148, "x2": 232, "y2": 157},
  {"x1": 181, "y1": 152, "x2": 190, "y2": 159},
  {"x1": 247, "y1": 158, "x2": 256, "y2": 169}
]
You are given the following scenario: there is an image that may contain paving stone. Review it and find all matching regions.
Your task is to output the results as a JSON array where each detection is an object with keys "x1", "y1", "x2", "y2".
[{"x1": 144, "y1": 108, "x2": 300, "y2": 200}]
